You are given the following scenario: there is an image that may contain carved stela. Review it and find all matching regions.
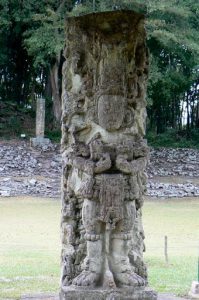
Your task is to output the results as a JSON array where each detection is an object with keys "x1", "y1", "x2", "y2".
[{"x1": 60, "y1": 10, "x2": 157, "y2": 300}]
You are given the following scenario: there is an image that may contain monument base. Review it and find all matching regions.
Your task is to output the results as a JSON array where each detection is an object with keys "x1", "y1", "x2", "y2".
[
  {"x1": 30, "y1": 137, "x2": 51, "y2": 148},
  {"x1": 189, "y1": 281, "x2": 199, "y2": 299},
  {"x1": 60, "y1": 286, "x2": 157, "y2": 300}
]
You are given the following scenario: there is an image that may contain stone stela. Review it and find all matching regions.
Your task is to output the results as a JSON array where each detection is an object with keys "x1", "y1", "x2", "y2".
[
  {"x1": 36, "y1": 97, "x2": 45, "y2": 138},
  {"x1": 60, "y1": 10, "x2": 157, "y2": 300},
  {"x1": 31, "y1": 97, "x2": 50, "y2": 147}
]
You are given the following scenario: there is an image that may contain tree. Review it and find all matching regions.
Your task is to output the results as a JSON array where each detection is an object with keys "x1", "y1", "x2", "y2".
[
  {"x1": 0, "y1": 1, "x2": 75, "y2": 125},
  {"x1": 145, "y1": 0, "x2": 199, "y2": 133},
  {"x1": 0, "y1": 0, "x2": 198, "y2": 133}
]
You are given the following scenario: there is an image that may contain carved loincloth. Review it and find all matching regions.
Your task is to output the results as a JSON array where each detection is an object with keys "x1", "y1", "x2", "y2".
[{"x1": 96, "y1": 174, "x2": 125, "y2": 227}]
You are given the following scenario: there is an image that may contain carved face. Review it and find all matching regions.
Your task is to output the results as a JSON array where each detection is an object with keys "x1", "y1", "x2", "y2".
[{"x1": 98, "y1": 95, "x2": 125, "y2": 131}]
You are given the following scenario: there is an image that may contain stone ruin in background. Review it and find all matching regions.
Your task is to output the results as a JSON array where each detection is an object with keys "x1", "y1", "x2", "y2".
[
  {"x1": 30, "y1": 97, "x2": 51, "y2": 148},
  {"x1": 60, "y1": 10, "x2": 157, "y2": 300}
]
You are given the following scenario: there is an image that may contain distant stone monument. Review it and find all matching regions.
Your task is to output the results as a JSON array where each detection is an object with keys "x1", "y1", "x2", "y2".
[
  {"x1": 60, "y1": 10, "x2": 157, "y2": 300},
  {"x1": 36, "y1": 97, "x2": 45, "y2": 138},
  {"x1": 189, "y1": 281, "x2": 199, "y2": 299},
  {"x1": 31, "y1": 97, "x2": 50, "y2": 147}
]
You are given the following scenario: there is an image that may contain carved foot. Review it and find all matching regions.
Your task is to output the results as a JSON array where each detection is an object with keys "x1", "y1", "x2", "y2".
[
  {"x1": 72, "y1": 270, "x2": 99, "y2": 287},
  {"x1": 115, "y1": 271, "x2": 146, "y2": 287}
]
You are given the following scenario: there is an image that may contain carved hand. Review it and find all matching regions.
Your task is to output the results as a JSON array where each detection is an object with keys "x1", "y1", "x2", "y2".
[{"x1": 94, "y1": 153, "x2": 112, "y2": 173}]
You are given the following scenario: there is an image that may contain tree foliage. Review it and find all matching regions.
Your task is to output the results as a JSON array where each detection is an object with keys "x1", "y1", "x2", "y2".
[
  {"x1": 145, "y1": 0, "x2": 199, "y2": 133},
  {"x1": 0, "y1": 0, "x2": 198, "y2": 135}
]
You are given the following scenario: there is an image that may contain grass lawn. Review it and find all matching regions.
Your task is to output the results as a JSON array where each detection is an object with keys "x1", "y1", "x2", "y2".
[
  {"x1": 143, "y1": 198, "x2": 199, "y2": 297},
  {"x1": 0, "y1": 197, "x2": 199, "y2": 299},
  {"x1": 0, "y1": 197, "x2": 60, "y2": 299}
]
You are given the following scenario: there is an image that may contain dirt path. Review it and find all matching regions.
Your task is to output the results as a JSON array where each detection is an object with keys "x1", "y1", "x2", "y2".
[{"x1": 158, "y1": 294, "x2": 189, "y2": 300}]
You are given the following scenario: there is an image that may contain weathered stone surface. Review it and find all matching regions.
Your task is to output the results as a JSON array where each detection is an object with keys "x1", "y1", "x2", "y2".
[
  {"x1": 19, "y1": 292, "x2": 189, "y2": 300},
  {"x1": 147, "y1": 181, "x2": 199, "y2": 198},
  {"x1": 148, "y1": 148, "x2": 199, "y2": 178},
  {"x1": 0, "y1": 141, "x2": 199, "y2": 199},
  {"x1": 60, "y1": 10, "x2": 156, "y2": 299},
  {"x1": 60, "y1": 286, "x2": 157, "y2": 300},
  {"x1": 30, "y1": 136, "x2": 51, "y2": 148},
  {"x1": 36, "y1": 98, "x2": 45, "y2": 138},
  {"x1": 189, "y1": 281, "x2": 199, "y2": 299},
  {"x1": 30, "y1": 97, "x2": 51, "y2": 148},
  {"x1": 0, "y1": 141, "x2": 61, "y2": 198}
]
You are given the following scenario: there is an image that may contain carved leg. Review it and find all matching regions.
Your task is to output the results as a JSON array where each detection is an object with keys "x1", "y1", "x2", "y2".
[
  {"x1": 110, "y1": 237, "x2": 145, "y2": 287},
  {"x1": 72, "y1": 199, "x2": 102, "y2": 287},
  {"x1": 110, "y1": 201, "x2": 146, "y2": 287},
  {"x1": 72, "y1": 239, "x2": 102, "y2": 286}
]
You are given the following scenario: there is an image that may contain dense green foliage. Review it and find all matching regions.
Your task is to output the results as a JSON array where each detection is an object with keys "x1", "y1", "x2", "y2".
[
  {"x1": 0, "y1": 0, "x2": 198, "y2": 144},
  {"x1": 146, "y1": 0, "x2": 199, "y2": 134},
  {"x1": 147, "y1": 128, "x2": 199, "y2": 149}
]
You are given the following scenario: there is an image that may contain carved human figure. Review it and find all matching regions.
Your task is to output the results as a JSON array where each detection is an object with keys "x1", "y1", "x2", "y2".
[
  {"x1": 63, "y1": 132, "x2": 149, "y2": 288},
  {"x1": 61, "y1": 10, "x2": 150, "y2": 292}
]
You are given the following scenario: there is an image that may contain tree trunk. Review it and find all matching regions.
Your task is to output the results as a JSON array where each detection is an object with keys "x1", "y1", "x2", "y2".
[
  {"x1": 171, "y1": 97, "x2": 176, "y2": 129},
  {"x1": 50, "y1": 58, "x2": 62, "y2": 125},
  {"x1": 178, "y1": 99, "x2": 183, "y2": 131},
  {"x1": 156, "y1": 105, "x2": 165, "y2": 134},
  {"x1": 186, "y1": 93, "x2": 190, "y2": 137},
  {"x1": 45, "y1": 71, "x2": 52, "y2": 100},
  {"x1": 197, "y1": 101, "x2": 199, "y2": 128}
]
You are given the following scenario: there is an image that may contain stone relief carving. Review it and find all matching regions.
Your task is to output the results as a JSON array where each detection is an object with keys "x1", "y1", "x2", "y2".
[{"x1": 60, "y1": 10, "x2": 156, "y2": 300}]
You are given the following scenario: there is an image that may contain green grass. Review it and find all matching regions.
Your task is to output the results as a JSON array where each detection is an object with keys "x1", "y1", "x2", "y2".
[
  {"x1": 146, "y1": 129, "x2": 199, "y2": 149},
  {"x1": 0, "y1": 197, "x2": 199, "y2": 299},
  {"x1": 0, "y1": 197, "x2": 60, "y2": 299},
  {"x1": 143, "y1": 198, "x2": 199, "y2": 296}
]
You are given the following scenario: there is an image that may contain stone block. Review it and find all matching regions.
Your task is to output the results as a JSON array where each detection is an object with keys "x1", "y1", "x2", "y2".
[
  {"x1": 60, "y1": 286, "x2": 157, "y2": 300},
  {"x1": 30, "y1": 137, "x2": 51, "y2": 148},
  {"x1": 189, "y1": 281, "x2": 199, "y2": 299}
]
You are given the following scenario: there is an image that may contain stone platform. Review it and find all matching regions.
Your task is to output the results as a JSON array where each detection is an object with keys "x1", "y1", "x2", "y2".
[
  {"x1": 30, "y1": 137, "x2": 51, "y2": 148},
  {"x1": 60, "y1": 286, "x2": 157, "y2": 300},
  {"x1": 20, "y1": 292, "x2": 190, "y2": 300}
]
